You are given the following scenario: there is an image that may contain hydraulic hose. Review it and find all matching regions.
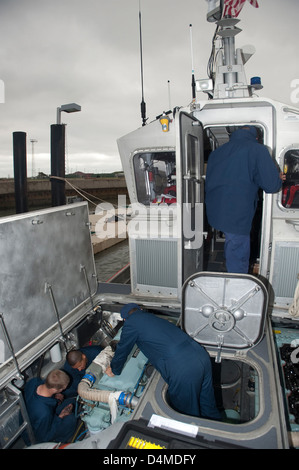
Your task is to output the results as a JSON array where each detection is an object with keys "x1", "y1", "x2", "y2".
[
  {"x1": 77, "y1": 345, "x2": 114, "y2": 401},
  {"x1": 77, "y1": 345, "x2": 138, "y2": 422},
  {"x1": 77, "y1": 380, "x2": 111, "y2": 403}
]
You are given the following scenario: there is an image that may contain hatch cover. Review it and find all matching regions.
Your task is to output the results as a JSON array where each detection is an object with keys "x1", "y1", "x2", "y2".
[
  {"x1": 0, "y1": 202, "x2": 97, "y2": 387},
  {"x1": 182, "y1": 272, "x2": 268, "y2": 362}
]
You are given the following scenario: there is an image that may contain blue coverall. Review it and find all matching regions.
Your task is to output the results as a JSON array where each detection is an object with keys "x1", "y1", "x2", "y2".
[
  {"x1": 63, "y1": 345, "x2": 102, "y2": 397},
  {"x1": 205, "y1": 126, "x2": 282, "y2": 273},
  {"x1": 24, "y1": 377, "x2": 77, "y2": 443},
  {"x1": 110, "y1": 308, "x2": 221, "y2": 420}
]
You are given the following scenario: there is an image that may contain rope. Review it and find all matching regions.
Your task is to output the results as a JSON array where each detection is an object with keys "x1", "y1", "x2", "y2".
[{"x1": 49, "y1": 175, "x2": 120, "y2": 209}]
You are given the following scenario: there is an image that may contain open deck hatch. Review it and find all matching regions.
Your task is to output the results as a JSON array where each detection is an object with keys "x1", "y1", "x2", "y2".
[{"x1": 182, "y1": 272, "x2": 268, "y2": 363}]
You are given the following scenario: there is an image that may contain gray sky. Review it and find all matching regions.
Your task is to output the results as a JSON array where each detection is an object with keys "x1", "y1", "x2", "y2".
[{"x1": 0, "y1": 0, "x2": 298, "y2": 177}]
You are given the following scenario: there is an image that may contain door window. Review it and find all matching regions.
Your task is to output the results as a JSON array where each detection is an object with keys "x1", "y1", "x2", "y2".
[
  {"x1": 133, "y1": 151, "x2": 176, "y2": 205},
  {"x1": 281, "y1": 149, "x2": 299, "y2": 209}
]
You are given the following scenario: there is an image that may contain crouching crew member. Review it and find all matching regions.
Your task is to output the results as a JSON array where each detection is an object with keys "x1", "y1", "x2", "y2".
[{"x1": 25, "y1": 369, "x2": 77, "y2": 444}]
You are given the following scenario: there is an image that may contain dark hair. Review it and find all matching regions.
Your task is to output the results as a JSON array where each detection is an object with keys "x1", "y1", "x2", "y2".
[{"x1": 66, "y1": 350, "x2": 83, "y2": 367}]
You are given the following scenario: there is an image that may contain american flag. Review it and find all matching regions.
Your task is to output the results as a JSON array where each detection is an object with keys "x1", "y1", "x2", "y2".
[{"x1": 222, "y1": 0, "x2": 259, "y2": 18}]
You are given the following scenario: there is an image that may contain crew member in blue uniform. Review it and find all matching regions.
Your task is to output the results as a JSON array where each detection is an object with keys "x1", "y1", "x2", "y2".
[
  {"x1": 106, "y1": 304, "x2": 221, "y2": 420},
  {"x1": 205, "y1": 126, "x2": 285, "y2": 273},
  {"x1": 63, "y1": 345, "x2": 103, "y2": 397},
  {"x1": 25, "y1": 369, "x2": 77, "y2": 444}
]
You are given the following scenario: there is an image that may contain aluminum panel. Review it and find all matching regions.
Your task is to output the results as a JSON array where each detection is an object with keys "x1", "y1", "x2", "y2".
[
  {"x1": 135, "y1": 239, "x2": 177, "y2": 288},
  {"x1": 271, "y1": 241, "x2": 299, "y2": 302},
  {"x1": 0, "y1": 203, "x2": 97, "y2": 365}
]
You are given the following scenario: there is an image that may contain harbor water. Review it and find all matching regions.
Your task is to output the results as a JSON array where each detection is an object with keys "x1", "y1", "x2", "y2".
[{"x1": 94, "y1": 239, "x2": 129, "y2": 282}]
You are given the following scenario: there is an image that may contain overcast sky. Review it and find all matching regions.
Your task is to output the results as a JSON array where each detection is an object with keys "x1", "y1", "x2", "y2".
[{"x1": 0, "y1": 0, "x2": 298, "y2": 177}]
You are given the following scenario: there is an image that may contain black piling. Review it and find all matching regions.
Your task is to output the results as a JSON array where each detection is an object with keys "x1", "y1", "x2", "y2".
[
  {"x1": 50, "y1": 124, "x2": 66, "y2": 207},
  {"x1": 13, "y1": 131, "x2": 28, "y2": 214}
]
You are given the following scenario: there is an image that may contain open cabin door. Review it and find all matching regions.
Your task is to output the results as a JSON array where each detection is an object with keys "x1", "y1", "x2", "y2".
[{"x1": 177, "y1": 111, "x2": 205, "y2": 284}]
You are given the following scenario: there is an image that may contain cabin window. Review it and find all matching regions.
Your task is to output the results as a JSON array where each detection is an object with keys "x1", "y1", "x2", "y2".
[
  {"x1": 133, "y1": 151, "x2": 176, "y2": 205},
  {"x1": 281, "y1": 149, "x2": 299, "y2": 209}
]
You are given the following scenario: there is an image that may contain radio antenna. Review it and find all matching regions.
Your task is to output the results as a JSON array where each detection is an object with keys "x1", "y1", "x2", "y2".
[
  {"x1": 139, "y1": 1, "x2": 147, "y2": 126},
  {"x1": 168, "y1": 80, "x2": 171, "y2": 110},
  {"x1": 189, "y1": 24, "x2": 196, "y2": 101}
]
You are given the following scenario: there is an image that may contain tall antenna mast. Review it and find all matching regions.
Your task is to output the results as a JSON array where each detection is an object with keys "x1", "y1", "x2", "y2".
[
  {"x1": 189, "y1": 24, "x2": 196, "y2": 101},
  {"x1": 139, "y1": 1, "x2": 147, "y2": 126},
  {"x1": 168, "y1": 80, "x2": 171, "y2": 110}
]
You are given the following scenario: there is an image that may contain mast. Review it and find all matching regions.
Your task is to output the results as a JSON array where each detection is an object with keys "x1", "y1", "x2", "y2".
[
  {"x1": 139, "y1": 1, "x2": 147, "y2": 126},
  {"x1": 198, "y1": 1, "x2": 260, "y2": 100}
]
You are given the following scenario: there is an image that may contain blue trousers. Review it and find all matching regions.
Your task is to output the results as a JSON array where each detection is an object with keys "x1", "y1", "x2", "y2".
[
  {"x1": 224, "y1": 232, "x2": 250, "y2": 274},
  {"x1": 166, "y1": 341, "x2": 221, "y2": 420}
]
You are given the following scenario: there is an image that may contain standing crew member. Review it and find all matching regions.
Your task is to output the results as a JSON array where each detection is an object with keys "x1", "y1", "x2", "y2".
[
  {"x1": 105, "y1": 303, "x2": 221, "y2": 420},
  {"x1": 205, "y1": 126, "x2": 285, "y2": 273}
]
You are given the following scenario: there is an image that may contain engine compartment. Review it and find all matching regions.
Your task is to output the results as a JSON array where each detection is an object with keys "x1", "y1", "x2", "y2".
[{"x1": 0, "y1": 302, "x2": 298, "y2": 449}]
